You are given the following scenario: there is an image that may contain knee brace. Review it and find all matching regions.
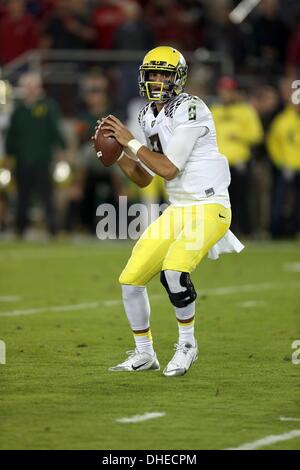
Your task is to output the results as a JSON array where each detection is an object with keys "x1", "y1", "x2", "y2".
[{"x1": 160, "y1": 270, "x2": 197, "y2": 308}]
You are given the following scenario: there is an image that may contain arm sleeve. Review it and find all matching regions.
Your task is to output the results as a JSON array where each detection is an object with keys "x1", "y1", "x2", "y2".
[
  {"x1": 165, "y1": 98, "x2": 210, "y2": 171},
  {"x1": 165, "y1": 125, "x2": 208, "y2": 171}
]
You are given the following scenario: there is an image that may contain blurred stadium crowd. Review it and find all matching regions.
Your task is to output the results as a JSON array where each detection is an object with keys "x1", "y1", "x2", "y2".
[{"x1": 0, "y1": 0, "x2": 299, "y2": 240}]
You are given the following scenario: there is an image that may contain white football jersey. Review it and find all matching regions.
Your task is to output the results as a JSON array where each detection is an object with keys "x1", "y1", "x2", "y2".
[{"x1": 138, "y1": 93, "x2": 231, "y2": 207}]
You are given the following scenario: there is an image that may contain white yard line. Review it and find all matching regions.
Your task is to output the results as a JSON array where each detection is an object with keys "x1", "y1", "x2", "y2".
[
  {"x1": 283, "y1": 262, "x2": 300, "y2": 273},
  {"x1": 0, "y1": 296, "x2": 21, "y2": 302},
  {"x1": 0, "y1": 302, "x2": 101, "y2": 317},
  {"x1": 279, "y1": 417, "x2": 300, "y2": 422},
  {"x1": 227, "y1": 429, "x2": 300, "y2": 450},
  {"x1": 116, "y1": 412, "x2": 166, "y2": 424},
  {"x1": 209, "y1": 281, "x2": 299, "y2": 295},
  {"x1": 238, "y1": 300, "x2": 266, "y2": 308},
  {"x1": 1, "y1": 281, "x2": 299, "y2": 318},
  {"x1": 0, "y1": 242, "x2": 127, "y2": 260}
]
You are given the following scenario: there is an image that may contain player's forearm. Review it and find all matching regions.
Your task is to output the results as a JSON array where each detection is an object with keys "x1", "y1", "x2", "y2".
[
  {"x1": 117, "y1": 154, "x2": 152, "y2": 188},
  {"x1": 126, "y1": 142, "x2": 178, "y2": 181},
  {"x1": 100, "y1": 116, "x2": 178, "y2": 180}
]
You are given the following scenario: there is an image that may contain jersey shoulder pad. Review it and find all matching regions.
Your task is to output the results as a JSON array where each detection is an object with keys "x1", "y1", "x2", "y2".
[
  {"x1": 138, "y1": 102, "x2": 152, "y2": 127},
  {"x1": 166, "y1": 94, "x2": 208, "y2": 126},
  {"x1": 164, "y1": 93, "x2": 192, "y2": 118}
]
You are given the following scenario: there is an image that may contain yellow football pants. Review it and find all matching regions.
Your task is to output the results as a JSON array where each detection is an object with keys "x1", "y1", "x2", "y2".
[{"x1": 119, "y1": 203, "x2": 231, "y2": 286}]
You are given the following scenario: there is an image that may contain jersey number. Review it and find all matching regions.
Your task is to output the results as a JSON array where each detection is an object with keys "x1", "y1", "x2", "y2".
[
  {"x1": 149, "y1": 134, "x2": 163, "y2": 153},
  {"x1": 188, "y1": 103, "x2": 196, "y2": 120}
]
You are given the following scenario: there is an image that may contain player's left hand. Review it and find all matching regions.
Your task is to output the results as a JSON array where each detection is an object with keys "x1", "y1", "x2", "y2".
[{"x1": 102, "y1": 115, "x2": 134, "y2": 147}]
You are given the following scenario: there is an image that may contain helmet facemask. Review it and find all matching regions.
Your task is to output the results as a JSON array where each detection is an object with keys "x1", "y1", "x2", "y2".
[
  {"x1": 138, "y1": 69, "x2": 174, "y2": 102},
  {"x1": 139, "y1": 65, "x2": 187, "y2": 102}
]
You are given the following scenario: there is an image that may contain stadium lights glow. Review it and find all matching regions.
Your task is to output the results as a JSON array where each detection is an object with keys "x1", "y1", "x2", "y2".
[
  {"x1": 229, "y1": 0, "x2": 262, "y2": 24},
  {"x1": 0, "y1": 168, "x2": 11, "y2": 187},
  {"x1": 53, "y1": 161, "x2": 71, "y2": 183}
]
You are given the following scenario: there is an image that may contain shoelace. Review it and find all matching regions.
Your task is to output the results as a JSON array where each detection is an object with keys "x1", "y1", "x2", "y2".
[
  {"x1": 174, "y1": 343, "x2": 189, "y2": 354},
  {"x1": 170, "y1": 343, "x2": 190, "y2": 367}
]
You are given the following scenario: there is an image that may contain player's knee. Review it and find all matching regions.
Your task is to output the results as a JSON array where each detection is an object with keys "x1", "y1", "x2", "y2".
[{"x1": 160, "y1": 270, "x2": 197, "y2": 308}]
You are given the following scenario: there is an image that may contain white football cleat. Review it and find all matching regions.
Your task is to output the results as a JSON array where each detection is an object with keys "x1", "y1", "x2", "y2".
[
  {"x1": 163, "y1": 342, "x2": 198, "y2": 377},
  {"x1": 108, "y1": 349, "x2": 160, "y2": 372}
]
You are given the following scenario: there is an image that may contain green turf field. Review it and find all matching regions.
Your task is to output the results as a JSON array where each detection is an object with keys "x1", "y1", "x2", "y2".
[{"x1": 0, "y1": 240, "x2": 299, "y2": 450}]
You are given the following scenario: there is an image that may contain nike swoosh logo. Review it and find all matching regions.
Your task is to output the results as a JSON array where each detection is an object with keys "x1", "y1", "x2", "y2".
[
  {"x1": 132, "y1": 362, "x2": 149, "y2": 370},
  {"x1": 219, "y1": 214, "x2": 226, "y2": 219}
]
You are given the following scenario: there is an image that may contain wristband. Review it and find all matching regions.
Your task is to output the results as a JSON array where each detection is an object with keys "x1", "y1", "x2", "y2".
[{"x1": 127, "y1": 139, "x2": 143, "y2": 156}]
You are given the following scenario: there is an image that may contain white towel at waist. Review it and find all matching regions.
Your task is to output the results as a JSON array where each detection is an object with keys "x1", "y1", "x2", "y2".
[{"x1": 208, "y1": 230, "x2": 244, "y2": 260}]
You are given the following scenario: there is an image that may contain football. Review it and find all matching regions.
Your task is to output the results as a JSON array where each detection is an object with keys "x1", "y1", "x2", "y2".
[{"x1": 93, "y1": 120, "x2": 123, "y2": 167}]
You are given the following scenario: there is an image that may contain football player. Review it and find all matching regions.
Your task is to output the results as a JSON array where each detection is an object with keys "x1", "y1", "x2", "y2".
[{"x1": 100, "y1": 46, "x2": 244, "y2": 376}]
